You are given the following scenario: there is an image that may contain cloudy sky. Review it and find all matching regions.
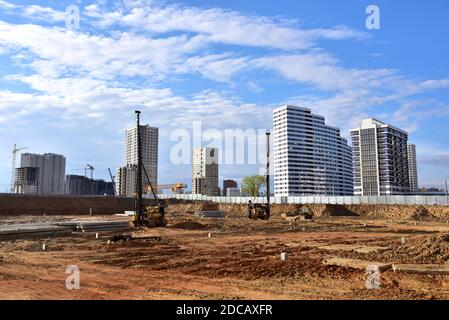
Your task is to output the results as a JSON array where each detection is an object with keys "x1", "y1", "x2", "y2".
[{"x1": 0, "y1": 0, "x2": 448, "y2": 191}]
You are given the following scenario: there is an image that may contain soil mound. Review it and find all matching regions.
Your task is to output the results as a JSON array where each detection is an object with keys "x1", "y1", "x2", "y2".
[
  {"x1": 172, "y1": 221, "x2": 207, "y2": 230},
  {"x1": 408, "y1": 206, "x2": 434, "y2": 221},
  {"x1": 321, "y1": 205, "x2": 358, "y2": 217},
  {"x1": 392, "y1": 234, "x2": 449, "y2": 264}
]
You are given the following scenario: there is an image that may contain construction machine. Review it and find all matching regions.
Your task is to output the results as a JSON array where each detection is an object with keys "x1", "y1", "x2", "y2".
[
  {"x1": 132, "y1": 110, "x2": 167, "y2": 228},
  {"x1": 248, "y1": 131, "x2": 271, "y2": 220},
  {"x1": 155, "y1": 183, "x2": 187, "y2": 194}
]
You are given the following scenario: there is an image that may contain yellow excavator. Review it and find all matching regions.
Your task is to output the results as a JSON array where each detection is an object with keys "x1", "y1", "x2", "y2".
[
  {"x1": 248, "y1": 131, "x2": 271, "y2": 220},
  {"x1": 132, "y1": 110, "x2": 167, "y2": 228}
]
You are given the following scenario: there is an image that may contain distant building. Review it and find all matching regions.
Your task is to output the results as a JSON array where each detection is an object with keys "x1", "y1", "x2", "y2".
[
  {"x1": 116, "y1": 165, "x2": 138, "y2": 197},
  {"x1": 116, "y1": 124, "x2": 159, "y2": 197},
  {"x1": 65, "y1": 175, "x2": 114, "y2": 196},
  {"x1": 273, "y1": 105, "x2": 353, "y2": 196},
  {"x1": 14, "y1": 167, "x2": 39, "y2": 194},
  {"x1": 18, "y1": 153, "x2": 66, "y2": 194},
  {"x1": 351, "y1": 119, "x2": 410, "y2": 196},
  {"x1": 125, "y1": 125, "x2": 158, "y2": 187},
  {"x1": 226, "y1": 187, "x2": 241, "y2": 197},
  {"x1": 407, "y1": 144, "x2": 419, "y2": 192},
  {"x1": 222, "y1": 179, "x2": 238, "y2": 196},
  {"x1": 192, "y1": 147, "x2": 219, "y2": 196}
]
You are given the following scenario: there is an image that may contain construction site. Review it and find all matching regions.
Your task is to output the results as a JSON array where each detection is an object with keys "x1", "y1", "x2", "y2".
[
  {"x1": 2, "y1": 111, "x2": 449, "y2": 301},
  {"x1": 2, "y1": 194, "x2": 449, "y2": 300}
]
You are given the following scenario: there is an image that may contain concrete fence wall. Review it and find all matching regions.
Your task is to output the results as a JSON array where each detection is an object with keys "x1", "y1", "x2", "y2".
[{"x1": 156, "y1": 194, "x2": 449, "y2": 206}]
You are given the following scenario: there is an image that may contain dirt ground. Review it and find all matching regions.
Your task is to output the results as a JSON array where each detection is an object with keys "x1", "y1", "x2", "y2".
[{"x1": 2, "y1": 207, "x2": 449, "y2": 300}]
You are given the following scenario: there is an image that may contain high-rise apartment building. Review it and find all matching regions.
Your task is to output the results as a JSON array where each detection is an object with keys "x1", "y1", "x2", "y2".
[
  {"x1": 18, "y1": 153, "x2": 66, "y2": 194},
  {"x1": 273, "y1": 105, "x2": 353, "y2": 196},
  {"x1": 351, "y1": 119, "x2": 410, "y2": 196},
  {"x1": 192, "y1": 147, "x2": 219, "y2": 196},
  {"x1": 116, "y1": 125, "x2": 159, "y2": 197},
  {"x1": 407, "y1": 144, "x2": 419, "y2": 192},
  {"x1": 125, "y1": 125, "x2": 158, "y2": 186}
]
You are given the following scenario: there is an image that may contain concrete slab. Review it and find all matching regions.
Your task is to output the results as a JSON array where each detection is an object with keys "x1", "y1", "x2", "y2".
[
  {"x1": 323, "y1": 257, "x2": 392, "y2": 272},
  {"x1": 393, "y1": 264, "x2": 449, "y2": 275}
]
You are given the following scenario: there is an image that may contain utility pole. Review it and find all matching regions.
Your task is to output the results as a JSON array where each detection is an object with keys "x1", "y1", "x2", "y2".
[
  {"x1": 135, "y1": 110, "x2": 143, "y2": 225},
  {"x1": 266, "y1": 131, "x2": 270, "y2": 219}
]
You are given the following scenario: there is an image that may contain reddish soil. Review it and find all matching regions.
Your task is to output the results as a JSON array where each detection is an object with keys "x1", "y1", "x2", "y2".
[{"x1": 2, "y1": 208, "x2": 449, "y2": 300}]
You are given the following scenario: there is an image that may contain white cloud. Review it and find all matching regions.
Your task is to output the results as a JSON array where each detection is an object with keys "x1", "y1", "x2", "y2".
[
  {"x1": 0, "y1": 21, "x2": 205, "y2": 80},
  {"x1": 0, "y1": 75, "x2": 271, "y2": 132},
  {"x1": 0, "y1": 0, "x2": 16, "y2": 9},
  {"x1": 84, "y1": 2, "x2": 366, "y2": 50},
  {"x1": 21, "y1": 5, "x2": 66, "y2": 22},
  {"x1": 247, "y1": 81, "x2": 263, "y2": 93}
]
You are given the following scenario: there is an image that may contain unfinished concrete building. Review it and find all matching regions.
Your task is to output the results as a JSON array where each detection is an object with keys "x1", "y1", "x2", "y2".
[
  {"x1": 18, "y1": 153, "x2": 66, "y2": 194},
  {"x1": 14, "y1": 167, "x2": 39, "y2": 194},
  {"x1": 65, "y1": 175, "x2": 114, "y2": 196},
  {"x1": 192, "y1": 147, "x2": 219, "y2": 196}
]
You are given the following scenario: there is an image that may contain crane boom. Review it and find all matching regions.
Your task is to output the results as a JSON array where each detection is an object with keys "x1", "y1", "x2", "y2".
[
  {"x1": 11, "y1": 144, "x2": 28, "y2": 193},
  {"x1": 108, "y1": 168, "x2": 115, "y2": 196}
]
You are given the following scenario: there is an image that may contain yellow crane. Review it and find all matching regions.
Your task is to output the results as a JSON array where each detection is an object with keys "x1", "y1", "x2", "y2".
[{"x1": 145, "y1": 183, "x2": 187, "y2": 194}]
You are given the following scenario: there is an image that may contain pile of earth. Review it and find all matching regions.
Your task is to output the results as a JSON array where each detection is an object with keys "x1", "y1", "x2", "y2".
[
  {"x1": 171, "y1": 221, "x2": 207, "y2": 230},
  {"x1": 389, "y1": 234, "x2": 449, "y2": 264},
  {"x1": 408, "y1": 206, "x2": 435, "y2": 221}
]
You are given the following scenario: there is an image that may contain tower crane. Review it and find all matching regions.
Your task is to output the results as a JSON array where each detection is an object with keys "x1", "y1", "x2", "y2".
[
  {"x1": 85, "y1": 164, "x2": 94, "y2": 180},
  {"x1": 11, "y1": 144, "x2": 28, "y2": 192},
  {"x1": 108, "y1": 168, "x2": 115, "y2": 196}
]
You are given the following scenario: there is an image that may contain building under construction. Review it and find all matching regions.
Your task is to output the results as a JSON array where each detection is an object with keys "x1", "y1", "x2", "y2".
[{"x1": 65, "y1": 175, "x2": 114, "y2": 196}]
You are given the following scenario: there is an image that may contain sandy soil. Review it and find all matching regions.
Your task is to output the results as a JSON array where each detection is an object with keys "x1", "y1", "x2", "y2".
[{"x1": 2, "y1": 211, "x2": 449, "y2": 300}]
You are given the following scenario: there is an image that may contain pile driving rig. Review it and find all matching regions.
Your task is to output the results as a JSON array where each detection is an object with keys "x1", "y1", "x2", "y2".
[
  {"x1": 133, "y1": 110, "x2": 167, "y2": 228},
  {"x1": 248, "y1": 131, "x2": 271, "y2": 220}
]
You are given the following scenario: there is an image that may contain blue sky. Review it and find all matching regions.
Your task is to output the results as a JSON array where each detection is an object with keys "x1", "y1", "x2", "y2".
[{"x1": 0, "y1": 0, "x2": 448, "y2": 191}]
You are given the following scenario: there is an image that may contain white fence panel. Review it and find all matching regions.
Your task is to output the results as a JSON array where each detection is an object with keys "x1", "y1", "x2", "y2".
[
  {"x1": 160, "y1": 194, "x2": 449, "y2": 206},
  {"x1": 437, "y1": 197, "x2": 448, "y2": 206}
]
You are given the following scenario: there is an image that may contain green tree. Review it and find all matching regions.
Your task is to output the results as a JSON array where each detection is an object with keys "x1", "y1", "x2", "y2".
[{"x1": 241, "y1": 175, "x2": 265, "y2": 197}]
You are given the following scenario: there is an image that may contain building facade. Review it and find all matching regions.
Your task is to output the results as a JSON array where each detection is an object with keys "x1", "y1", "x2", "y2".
[
  {"x1": 407, "y1": 144, "x2": 419, "y2": 192},
  {"x1": 14, "y1": 167, "x2": 39, "y2": 194},
  {"x1": 19, "y1": 153, "x2": 66, "y2": 194},
  {"x1": 65, "y1": 175, "x2": 114, "y2": 196},
  {"x1": 351, "y1": 118, "x2": 410, "y2": 196},
  {"x1": 116, "y1": 125, "x2": 159, "y2": 197},
  {"x1": 116, "y1": 165, "x2": 138, "y2": 197},
  {"x1": 273, "y1": 105, "x2": 353, "y2": 196},
  {"x1": 222, "y1": 179, "x2": 238, "y2": 196},
  {"x1": 125, "y1": 125, "x2": 158, "y2": 187},
  {"x1": 226, "y1": 187, "x2": 241, "y2": 197},
  {"x1": 192, "y1": 147, "x2": 219, "y2": 196}
]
